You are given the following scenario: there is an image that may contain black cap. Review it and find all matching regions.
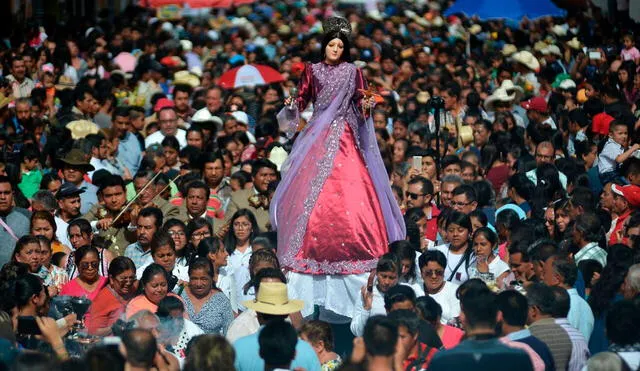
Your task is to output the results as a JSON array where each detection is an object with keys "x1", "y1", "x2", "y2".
[{"x1": 56, "y1": 182, "x2": 85, "y2": 199}]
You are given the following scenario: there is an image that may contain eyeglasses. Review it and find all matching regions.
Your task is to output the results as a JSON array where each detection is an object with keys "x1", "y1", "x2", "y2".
[
  {"x1": 405, "y1": 191, "x2": 425, "y2": 200},
  {"x1": 168, "y1": 230, "x2": 186, "y2": 237},
  {"x1": 114, "y1": 275, "x2": 136, "y2": 284},
  {"x1": 192, "y1": 231, "x2": 211, "y2": 239},
  {"x1": 80, "y1": 261, "x2": 99, "y2": 270},
  {"x1": 424, "y1": 270, "x2": 444, "y2": 277},
  {"x1": 233, "y1": 222, "x2": 252, "y2": 230},
  {"x1": 544, "y1": 218, "x2": 554, "y2": 225}
]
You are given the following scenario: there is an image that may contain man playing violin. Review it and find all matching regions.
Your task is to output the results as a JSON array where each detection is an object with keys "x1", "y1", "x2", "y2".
[
  {"x1": 82, "y1": 174, "x2": 137, "y2": 256},
  {"x1": 129, "y1": 169, "x2": 186, "y2": 224}
]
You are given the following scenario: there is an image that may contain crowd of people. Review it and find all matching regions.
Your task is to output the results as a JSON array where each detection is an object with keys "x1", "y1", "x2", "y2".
[{"x1": 1, "y1": 0, "x2": 640, "y2": 370}]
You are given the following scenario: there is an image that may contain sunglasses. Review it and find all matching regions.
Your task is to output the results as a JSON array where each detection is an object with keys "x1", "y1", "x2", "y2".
[
  {"x1": 80, "y1": 261, "x2": 99, "y2": 270},
  {"x1": 406, "y1": 191, "x2": 425, "y2": 200}
]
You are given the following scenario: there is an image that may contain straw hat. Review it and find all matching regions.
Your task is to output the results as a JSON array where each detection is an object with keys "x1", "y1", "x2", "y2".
[
  {"x1": 173, "y1": 70, "x2": 200, "y2": 88},
  {"x1": 533, "y1": 41, "x2": 548, "y2": 53},
  {"x1": 499, "y1": 80, "x2": 524, "y2": 101},
  {"x1": 542, "y1": 45, "x2": 562, "y2": 57},
  {"x1": 66, "y1": 120, "x2": 100, "y2": 140},
  {"x1": 502, "y1": 44, "x2": 517, "y2": 57},
  {"x1": 55, "y1": 76, "x2": 76, "y2": 91},
  {"x1": 567, "y1": 37, "x2": 582, "y2": 51},
  {"x1": 58, "y1": 149, "x2": 95, "y2": 172},
  {"x1": 468, "y1": 24, "x2": 482, "y2": 35},
  {"x1": 512, "y1": 51, "x2": 540, "y2": 72},
  {"x1": 242, "y1": 282, "x2": 304, "y2": 315},
  {"x1": 484, "y1": 88, "x2": 516, "y2": 111}
]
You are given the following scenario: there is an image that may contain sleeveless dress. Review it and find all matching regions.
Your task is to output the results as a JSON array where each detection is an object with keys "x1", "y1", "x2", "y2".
[{"x1": 271, "y1": 62, "x2": 405, "y2": 317}]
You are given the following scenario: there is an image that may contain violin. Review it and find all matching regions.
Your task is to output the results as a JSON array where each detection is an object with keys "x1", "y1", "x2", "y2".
[{"x1": 97, "y1": 206, "x2": 133, "y2": 229}]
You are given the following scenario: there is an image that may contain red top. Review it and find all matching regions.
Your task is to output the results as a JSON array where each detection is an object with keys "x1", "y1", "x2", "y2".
[
  {"x1": 85, "y1": 286, "x2": 128, "y2": 335},
  {"x1": 402, "y1": 343, "x2": 438, "y2": 371},
  {"x1": 425, "y1": 203, "x2": 441, "y2": 242},
  {"x1": 610, "y1": 210, "x2": 631, "y2": 246}
]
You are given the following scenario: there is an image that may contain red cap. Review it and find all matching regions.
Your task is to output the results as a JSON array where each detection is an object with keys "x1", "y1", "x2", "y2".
[
  {"x1": 611, "y1": 184, "x2": 640, "y2": 208},
  {"x1": 520, "y1": 96, "x2": 548, "y2": 112},
  {"x1": 160, "y1": 56, "x2": 183, "y2": 68},
  {"x1": 592, "y1": 112, "x2": 615, "y2": 136},
  {"x1": 154, "y1": 98, "x2": 174, "y2": 112}
]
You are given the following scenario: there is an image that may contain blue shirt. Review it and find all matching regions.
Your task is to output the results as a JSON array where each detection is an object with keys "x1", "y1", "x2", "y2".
[
  {"x1": 508, "y1": 329, "x2": 556, "y2": 371},
  {"x1": 567, "y1": 288, "x2": 594, "y2": 342},
  {"x1": 124, "y1": 242, "x2": 153, "y2": 270},
  {"x1": 233, "y1": 327, "x2": 321, "y2": 371},
  {"x1": 118, "y1": 132, "x2": 142, "y2": 177},
  {"x1": 77, "y1": 181, "x2": 98, "y2": 215}
]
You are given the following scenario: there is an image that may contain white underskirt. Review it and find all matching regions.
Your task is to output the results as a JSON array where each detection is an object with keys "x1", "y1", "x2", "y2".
[{"x1": 286, "y1": 271, "x2": 369, "y2": 322}]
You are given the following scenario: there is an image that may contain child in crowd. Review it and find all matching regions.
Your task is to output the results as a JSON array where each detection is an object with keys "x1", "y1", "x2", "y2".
[{"x1": 598, "y1": 120, "x2": 640, "y2": 184}]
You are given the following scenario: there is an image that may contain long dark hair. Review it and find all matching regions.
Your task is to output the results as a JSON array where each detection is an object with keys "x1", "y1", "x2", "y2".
[
  {"x1": 321, "y1": 31, "x2": 352, "y2": 63},
  {"x1": 589, "y1": 245, "x2": 633, "y2": 316},
  {"x1": 389, "y1": 240, "x2": 417, "y2": 284},
  {"x1": 445, "y1": 211, "x2": 474, "y2": 281},
  {"x1": 224, "y1": 209, "x2": 260, "y2": 254}
]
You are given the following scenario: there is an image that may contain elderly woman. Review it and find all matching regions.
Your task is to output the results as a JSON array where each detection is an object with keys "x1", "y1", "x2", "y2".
[
  {"x1": 86, "y1": 256, "x2": 137, "y2": 336},
  {"x1": 60, "y1": 246, "x2": 108, "y2": 301},
  {"x1": 180, "y1": 257, "x2": 233, "y2": 334},
  {"x1": 126, "y1": 263, "x2": 180, "y2": 319}
]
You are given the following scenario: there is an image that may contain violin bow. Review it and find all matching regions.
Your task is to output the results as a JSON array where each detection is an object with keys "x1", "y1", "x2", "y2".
[{"x1": 111, "y1": 171, "x2": 163, "y2": 226}]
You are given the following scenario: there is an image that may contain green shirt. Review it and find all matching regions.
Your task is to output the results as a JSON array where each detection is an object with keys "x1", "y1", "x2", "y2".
[{"x1": 19, "y1": 169, "x2": 43, "y2": 199}]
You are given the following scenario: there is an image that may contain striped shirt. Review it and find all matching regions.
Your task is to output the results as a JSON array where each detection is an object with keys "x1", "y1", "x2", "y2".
[
  {"x1": 556, "y1": 318, "x2": 590, "y2": 371},
  {"x1": 529, "y1": 318, "x2": 573, "y2": 371},
  {"x1": 574, "y1": 242, "x2": 607, "y2": 267}
]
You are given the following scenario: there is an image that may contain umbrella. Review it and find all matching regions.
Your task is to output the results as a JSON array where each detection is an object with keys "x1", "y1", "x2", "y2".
[
  {"x1": 113, "y1": 52, "x2": 137, "y2": 73},
  {"x1": 145, "y1": 0, "x2": 256, "y2": 8},
  {"x1": 218, "y1": 64, "x2": 284, "y2": 89},
  {"x1": 445, "y1": 0, "x2": 565, "y2": 20}
]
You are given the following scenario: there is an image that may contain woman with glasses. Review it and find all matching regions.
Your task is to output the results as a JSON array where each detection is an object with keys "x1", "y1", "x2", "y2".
[
  {"x1": 185, "y1": 218, "x2": 213, "y2": 263},
  {"x1": 86, "y1": 256, "x2": 137, "y2": 336},
  {"x1": 60, "y1": 245, "x2": 108, "y2": 301},
  {"x1": 163, "y1": 219, "x2": 189, "y2": 267},
  {"x1": 65, "y1": 219, "x2": 112, "y2": 278},
  {"x1": 224, "y1": 209, "x2": 260, "y2": 310},
  {"x1": 416, "y1": 250, "x2": 460, "y2": 325}
]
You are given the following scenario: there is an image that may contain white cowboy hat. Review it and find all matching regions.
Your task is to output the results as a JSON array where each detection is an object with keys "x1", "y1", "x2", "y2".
[
  {"x1": 541, "y1": 45, "x2": 562, "y2": 57},
  {"x1": 567, "y1": 37, "x2": 582, "y2": 50},
  {"x1": 502, "y1": 44, "x2": 517, "y2": 57},
  {"x1": 499, "y1": 80, "x2": 525, "y2": 102},
  {"x1": 242, "y1": 282, "x2": 304, "y2": 315},
  {"x1": 512, "y1": 51, "x2": 540, "y2": 72},
  {"x1": 484, "y1": 88, "x2": 516, "y2": 111},
  {"x1": 269, "y1": 147, "x2": 288, "y2": 171},
  {"x1": 552, "y1": 25, "x2": 567, "y2": 37},
  {"x1": 534, "y1": 41, "x2": 548, "y2": 52}
]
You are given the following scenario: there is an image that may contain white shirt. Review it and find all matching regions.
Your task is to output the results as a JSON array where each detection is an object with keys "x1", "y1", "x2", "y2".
[
  {"x1": 414, "y1": 281, "x2": 461, "y2": 324},
  {"x1": 136, "y1": 262, "x2": 189, "y2": 282},
  {"x1": 431, "y1": 244, "x2": 474, "y2": 285},
  {"x1": 145, "y1": 128, "x2": 187, "y2": 149},
  {"x1": 226, "y1": 309, "x2": 259, "y2": 343},
  {"x1": 218, "y1": 265, "x2": 238, "y2": 313},
  {"x1": 350, "y1": 284, "x2": 386, "y2": 337},
  {"x1": 54, "y1": 215, "x2": 71, "y2": 249},
  {"x1": 229, "y1": 246, "x2": 253, "y2": 312},
  {"x1": 88, "y1": 157, "x2": 123, "y2": 179},
  {"x1": 488, "y1": 256, "x2": 511, "y2": 277}
]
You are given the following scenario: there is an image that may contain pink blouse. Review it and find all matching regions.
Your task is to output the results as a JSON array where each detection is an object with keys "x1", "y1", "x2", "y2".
[{"x1": 60, "y1": 276, "x2": 108, "y2": 302}]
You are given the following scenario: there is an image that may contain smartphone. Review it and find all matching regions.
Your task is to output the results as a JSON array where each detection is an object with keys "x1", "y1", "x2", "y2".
[
  {"x1": 412, "y1": 156, "x2": 422, "y2": 170},
  {"x1": 17, "y1": 316, "x2": 41, "y2": 335},
  {"x1": 588, "y1": 50, "x2": 602, "y2": 60}
]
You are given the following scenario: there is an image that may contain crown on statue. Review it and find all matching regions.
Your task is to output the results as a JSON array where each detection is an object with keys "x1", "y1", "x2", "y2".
[{"x1": 323, "y1": 16, "x2": 352, "y2": 38}]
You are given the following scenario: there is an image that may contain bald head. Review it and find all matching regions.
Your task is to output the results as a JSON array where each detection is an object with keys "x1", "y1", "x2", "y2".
[{"x1": 122, "y1": 328, "x2": 157, "y2": 369}]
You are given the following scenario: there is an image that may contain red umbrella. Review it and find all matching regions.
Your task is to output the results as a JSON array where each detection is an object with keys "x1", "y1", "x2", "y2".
[
  {"x1": 218, "y1": 64, "x2": 284, "y2": 89},
  {"x1": 145, "y1": 0, "x2": 256, "y2": 8}
]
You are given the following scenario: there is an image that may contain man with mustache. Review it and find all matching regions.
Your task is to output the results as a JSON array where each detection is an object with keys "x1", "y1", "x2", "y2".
[{"x1": 54, "y1": 182, "x2": 84, "y2": 249}]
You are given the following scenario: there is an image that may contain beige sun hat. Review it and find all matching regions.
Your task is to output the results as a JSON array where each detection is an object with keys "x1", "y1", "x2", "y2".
[
  {"x1": 552, "y1": 25, "x2": 567, "y2": 37},
  {"x1": 242, "y1": 282, "x2": 304, "y2": 315},
  {"x1": 502, "y1": 44, "x2": 517, "y2": 57},
  {"x1": 499, "y1": 79, "x2": 525, "y2": 101},
  {"x1": 484, "y1": 88, "x2": 516, "y2": 111},
  {"x1": 512, "y1": 50, "x2": 540, "y2": 72},
  {"x1": 66, "y1": 120, "x2": 100, "y2": 140}
]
